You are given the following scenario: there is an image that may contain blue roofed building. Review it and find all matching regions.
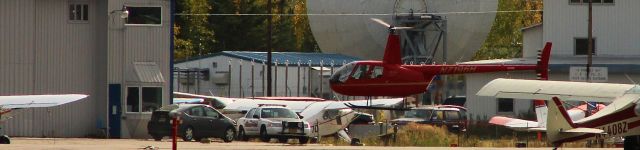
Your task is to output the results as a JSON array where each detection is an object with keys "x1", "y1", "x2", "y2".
[{"x1": 173, "y1": 51, "x2": 361, "y2": 99}]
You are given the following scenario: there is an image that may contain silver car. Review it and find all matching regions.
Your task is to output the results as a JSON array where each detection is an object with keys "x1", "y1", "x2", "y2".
[{"x1": 236, "y1": 106, "x2": 311, "y2": 143}]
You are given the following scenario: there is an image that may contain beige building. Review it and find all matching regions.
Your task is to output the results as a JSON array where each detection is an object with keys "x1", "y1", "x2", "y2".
[
  {"x1": 463, "y1": 0, "x2": 640, "y2": 121},
  {"x1": 0, "y1": 0, "x2": 172, "y2": 138}
]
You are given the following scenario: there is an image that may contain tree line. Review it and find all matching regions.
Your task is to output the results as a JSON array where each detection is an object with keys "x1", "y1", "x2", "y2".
[
  {"x1": 173, "y1": 0, "x2": 543, "y2": 62},
  {"x1": 174, "y1": 0, "x2": 318, "y2": 62}
]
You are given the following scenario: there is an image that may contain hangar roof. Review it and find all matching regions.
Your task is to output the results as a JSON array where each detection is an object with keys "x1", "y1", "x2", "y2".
[{"x1": 177, "y1": 51, "x2": 361, "y2": 67}]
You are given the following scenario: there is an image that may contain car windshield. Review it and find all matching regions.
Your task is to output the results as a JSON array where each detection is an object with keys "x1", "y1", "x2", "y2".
[
  {"x1": 261, "y1": 108, "x2": 298, "y2": 119},
  {"x1": 404, "y1": 109, "x2": 431, "y2": 119}
]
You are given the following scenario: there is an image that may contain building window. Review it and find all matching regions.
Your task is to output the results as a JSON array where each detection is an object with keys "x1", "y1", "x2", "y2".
[
  {"x1": 125, "y1": 6, "x2": 162, "y2": 25},
  {"x1": 497, "y1": 98, "x2": 514, "y2": 113},
  {"x1": 69, "y1": 3, "x2": 89, "y2": 22},
  {"x1": 126, "y1": 86, "x2": 162, "y2": 112},
  {"x1": 570, "y1": 0, "x2": 614, "y2": 4},
  {"x1": 575, "y1": 38, "x2": 596, "y2": 55},
  {"x1": 142, "y1": 87, "x2": 162, "y2": 112}
]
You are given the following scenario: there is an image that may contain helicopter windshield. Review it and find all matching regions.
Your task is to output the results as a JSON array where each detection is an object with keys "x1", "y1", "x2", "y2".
[{"x1": 330, "y1": 62, "x2": 355, "y2": 83}]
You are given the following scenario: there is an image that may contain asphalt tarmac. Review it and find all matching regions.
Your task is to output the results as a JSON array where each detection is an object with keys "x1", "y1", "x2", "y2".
[{"x1": 0, "y1": 138, "x2": 623, "y2": 150}]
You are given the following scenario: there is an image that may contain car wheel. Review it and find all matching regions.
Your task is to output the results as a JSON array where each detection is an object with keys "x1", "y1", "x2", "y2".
[
  {"x1": 238, "y1": 126, "x2": 249, "y2": 141},
  {"x1": 259, "y1": 126, "x2": 270, "y2": 142},
  {"x1": 0, "y1": 135, "x2": 10, "y2": 144},
  {"x1": 182, "y1": 127, "x2": 195, "y2": 141},
  {"x1": 298, "y1": 136, "x2": 309, "y2": 144},
  {"x1": 223, "y1": 127, "x2": 235, "y2": 143},
  {"x1": 152, "y1": 135, "x2": 163, "y2": 141}
]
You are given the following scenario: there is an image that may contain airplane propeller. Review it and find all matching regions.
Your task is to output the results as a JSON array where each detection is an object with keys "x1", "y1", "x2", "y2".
[{"x1": 370, "y1": 18, "x2": 413, "y2": 30}]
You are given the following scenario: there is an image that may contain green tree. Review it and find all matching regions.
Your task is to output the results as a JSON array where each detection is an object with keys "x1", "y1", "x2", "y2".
[
  {"x1": 208, "y1": 0, "x2": 317, "y2": 52},
  {"x1": 174, "y1": 0, "x2": 319, "y2": 61},
  {"x1": 175, "y1": 0, "x2": 215, "y2": 61},
  {"x1": 209, "y1": 0, "x2": 268, "y2": 51},
  {"x1": 473, "y1": 0, "x2": 543, "y2": 60}
]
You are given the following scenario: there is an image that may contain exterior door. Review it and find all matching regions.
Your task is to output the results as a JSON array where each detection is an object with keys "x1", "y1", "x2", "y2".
[
  {"x1": 243, "y1": 108, "x2": 260, "y2": 134},
  {"x1": 108, "y1": 84, "x2": 122, "y2": 138},
  {"x1": 204, "y1": 107, "x2": 222, "y2": 136},
  {"x1": 189, "y1": 106, "x2": 211, "y2": 137}
]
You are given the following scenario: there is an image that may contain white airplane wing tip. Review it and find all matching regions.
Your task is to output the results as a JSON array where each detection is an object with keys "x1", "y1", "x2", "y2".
[{"x1": 0, "y1": 94, "x2": 89, "y2": 109}]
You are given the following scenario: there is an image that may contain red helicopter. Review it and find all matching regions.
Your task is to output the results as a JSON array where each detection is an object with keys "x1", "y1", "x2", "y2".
[{"x1": 329, "y1": 18, "x2": 552, "y2": 97}]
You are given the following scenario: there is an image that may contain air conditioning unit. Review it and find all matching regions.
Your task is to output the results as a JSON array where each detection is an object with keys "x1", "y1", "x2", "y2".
[{"x1": 212, "y1": 72, "x2": 230, "y2": 85}]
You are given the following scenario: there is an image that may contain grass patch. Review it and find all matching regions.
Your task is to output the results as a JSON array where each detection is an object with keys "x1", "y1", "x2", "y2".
[{"x1": 320, "y1": 123, "x2": 607, "y2": 148}]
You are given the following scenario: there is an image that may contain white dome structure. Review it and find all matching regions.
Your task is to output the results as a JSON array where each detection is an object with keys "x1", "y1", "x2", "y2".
[{"x1": 307, "y1": 0, "x2": 498, "y2": 63}]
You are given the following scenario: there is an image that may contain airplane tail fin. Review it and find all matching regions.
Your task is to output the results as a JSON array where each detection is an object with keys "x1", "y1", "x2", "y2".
[
  {"x1": 536, "y1": 42, "x2": 552, "y2": 80},
  {"x1": 534, "y1": 100, "x2": 548, "y2": 128},
  {"x1": 382, "y1": 33, "x2": 402, "y2": 65},
  {"x1": 547, "y1": 97, "x2": 577, "y2": 144}
]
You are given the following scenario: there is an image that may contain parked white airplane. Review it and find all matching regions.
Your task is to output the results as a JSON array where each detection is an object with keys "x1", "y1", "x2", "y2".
[
  {"x1": 173, "y1": 92, "x2": 404, "y2": 141},
  {"x1": 0, "y1": 94, "x2": 88, "y2": 144},
  {"x1": 477, "y1": 78, "x2": 640, "y2": 148},
  {"x1": 490, "y1": 99, "x2": 605, "y2": 132}
]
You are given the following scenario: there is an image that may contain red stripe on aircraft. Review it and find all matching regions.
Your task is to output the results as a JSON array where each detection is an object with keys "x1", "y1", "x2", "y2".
[
  {"x1": 579, "y1": 104, "x2": 637, "y2": 128},
  {"x1": 0, "y1": 109, "x2": 11, "y2": 115},
  {"x1": 337, "y1": 82, "x2": 430, "y2": 86},
  {"x1": 628, "y1": 119, "x2": 640, "y2": 129}
]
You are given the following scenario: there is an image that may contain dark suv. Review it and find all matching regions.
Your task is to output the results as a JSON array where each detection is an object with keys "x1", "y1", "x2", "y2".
[
  {"x1": 147, "y1": 104, "x2": 236, "y2": 142},
  {"x1": 391, "y1": 105, "x2": 468, "y2": 132}
]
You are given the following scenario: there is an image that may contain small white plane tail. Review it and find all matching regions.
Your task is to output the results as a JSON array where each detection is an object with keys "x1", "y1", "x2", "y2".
[
  {"x1": 547, "y1": 97, "x2": 577, "y2": 144},
  {"x1": 546, "y1": 97, "x2": 605, "y2": 145},
  {"x1": 534, "y1": 100, "x2": 548, "y2": 128}
]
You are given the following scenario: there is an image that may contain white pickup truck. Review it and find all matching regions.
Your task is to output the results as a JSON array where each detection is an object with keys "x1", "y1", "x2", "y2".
[{"x1": 236, "y1": 105, "x2": 311, "y2": 143}]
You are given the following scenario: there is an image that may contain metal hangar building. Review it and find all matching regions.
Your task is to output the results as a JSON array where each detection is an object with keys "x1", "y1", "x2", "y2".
[
  {"x1": 0, "y1": 0, "x2": 173, "y2": 138},
  {"x1": 462, "y1": 0, "x2": 640, "y2": 121}
]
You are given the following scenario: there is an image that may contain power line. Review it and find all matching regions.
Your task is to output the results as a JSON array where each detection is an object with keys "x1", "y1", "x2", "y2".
[{"x1": 174, "y1": 10, "x2": 543, "y2": 16}]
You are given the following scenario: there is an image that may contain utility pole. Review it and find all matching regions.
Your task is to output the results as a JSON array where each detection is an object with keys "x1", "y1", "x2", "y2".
[
  {"x1": 266, "y1": 0, "x2": 273, "y2": 96},
  {"x1": 587, "y1": 0, "x2": 593, "y2": 83}
]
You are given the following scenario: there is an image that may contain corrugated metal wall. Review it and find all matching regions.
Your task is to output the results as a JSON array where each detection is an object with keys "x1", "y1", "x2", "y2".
[
  {"x1": 522, "y1": 26, "x2": 543, "y2": 58},
  {"x1": 107, "y1": 0, "x2": 171, "y2": 138},
  {"x1": 0, "y1": 0, "x2": 101, "y2": 137},
  {"x1": 544, "y1": 0, "x2": 640, "y2": 56},
  {"x1": 175, "y1": 56, "x2": 340, "y2": 98},
  {"x1": 109, "y1": 0, "x2": 170, "y2": 84}
]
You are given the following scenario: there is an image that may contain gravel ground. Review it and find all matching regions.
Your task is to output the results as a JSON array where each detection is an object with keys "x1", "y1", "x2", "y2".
[{"x1": 0, "y1": 137, "x2": 623, "y2": 150}]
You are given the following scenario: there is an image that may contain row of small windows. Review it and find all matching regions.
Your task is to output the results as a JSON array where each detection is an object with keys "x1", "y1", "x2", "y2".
[
  {"x1": 570, "y1": 0, "x2": 614, "y2": 4},
  {"x1": 69, "y1": 3, "x2": 162, "y2": 25}
]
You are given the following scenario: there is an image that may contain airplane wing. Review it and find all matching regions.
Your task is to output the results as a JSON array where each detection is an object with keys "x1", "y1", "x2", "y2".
[
  {"x1": 489, "y1": 116, "x2": 540, "y2": 131},
  {"x1": 0, "y1": 94, "x2": 88, "y2": 109},
  {"x1": 335, "y1": 98, "x2": 405, "y2": 109},
  {"x1": 222, "y1": 98, "x2": 318, "y2": 113},
  {"x1": 563, "y1": 128, "x2": 606, "y2": 134},
  {"x1": 477, "y1": 78, "x2": 636, "y2": 102},
  {"x1": 173, "y1": 92, "x2": 234, "y2": 108}
]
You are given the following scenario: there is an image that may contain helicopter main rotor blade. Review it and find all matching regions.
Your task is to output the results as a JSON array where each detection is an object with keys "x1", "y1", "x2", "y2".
[
  {"x1": 370, "y1": 18, "x2": 413, "y2": 30},
  {"x1": 371, "y1": 18, "x2": 391, "y2": 28}
]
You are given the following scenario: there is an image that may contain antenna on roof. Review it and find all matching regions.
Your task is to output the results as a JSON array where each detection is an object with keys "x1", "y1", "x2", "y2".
[{"x1": 625, "y1": 74, "x2": 637, "y2": 85}]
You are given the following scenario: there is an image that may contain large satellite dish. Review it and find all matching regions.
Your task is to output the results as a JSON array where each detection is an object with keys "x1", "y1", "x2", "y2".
[{"x1": 307, "y1": 0, "x2": 498, "y2": 63}]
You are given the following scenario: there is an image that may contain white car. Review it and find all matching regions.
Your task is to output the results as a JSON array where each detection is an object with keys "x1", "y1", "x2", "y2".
[{"x1": 236, "y1": 105, "x2": 312, "y2": 143}]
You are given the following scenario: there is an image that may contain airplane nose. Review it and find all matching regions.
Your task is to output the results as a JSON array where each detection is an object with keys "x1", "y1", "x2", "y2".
[{"x1": 329, "y1": 73, "x2": 341, "y2": 84}]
